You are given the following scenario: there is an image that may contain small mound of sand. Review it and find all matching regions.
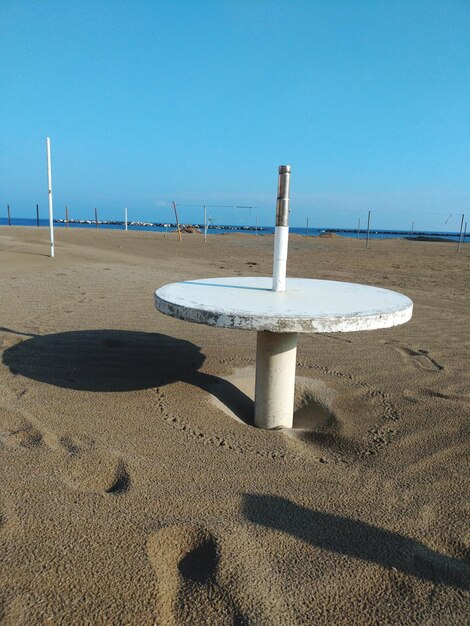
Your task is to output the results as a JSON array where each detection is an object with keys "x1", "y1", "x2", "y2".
[{"x1": 208, "y1": 365, "x2": 337, "y2": 432}]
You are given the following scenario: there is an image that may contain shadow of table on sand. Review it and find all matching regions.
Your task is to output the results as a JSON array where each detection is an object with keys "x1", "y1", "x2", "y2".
[
  {"x1": 243, "y1": 494, "x2": 470, "y2": 591},
  {"x1": 1, "y1": 328, "x2": 254, "y2": 423}
]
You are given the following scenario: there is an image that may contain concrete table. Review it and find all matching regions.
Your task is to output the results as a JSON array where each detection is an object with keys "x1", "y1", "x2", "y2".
[{"x1": 155, "y1": 276, "x2": 413, "y2": 429}]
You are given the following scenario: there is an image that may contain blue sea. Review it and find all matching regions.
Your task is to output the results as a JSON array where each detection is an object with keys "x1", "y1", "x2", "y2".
[{"x1": 0, "y1": 217, "x2": 465, "y2": 242}]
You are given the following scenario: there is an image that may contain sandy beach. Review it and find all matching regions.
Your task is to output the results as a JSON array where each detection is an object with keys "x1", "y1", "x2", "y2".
[{"x1": 0, "y1": 226, "x2": 469, "y2": 624}]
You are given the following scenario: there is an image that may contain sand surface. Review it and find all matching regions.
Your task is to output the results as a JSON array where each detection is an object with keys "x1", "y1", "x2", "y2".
[{"x1": 0, "y1": 226, "x2": 469, "y2": 625}]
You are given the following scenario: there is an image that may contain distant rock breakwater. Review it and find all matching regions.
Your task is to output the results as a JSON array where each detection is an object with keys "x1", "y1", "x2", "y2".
[{"x1": 54, "y1": 218, "x2": 268, "y2": 232}]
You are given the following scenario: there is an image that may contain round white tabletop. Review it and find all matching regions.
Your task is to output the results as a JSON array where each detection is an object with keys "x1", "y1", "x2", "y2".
[{"x1": 155, "y1": 277, "x2": 413, "y2": 334}]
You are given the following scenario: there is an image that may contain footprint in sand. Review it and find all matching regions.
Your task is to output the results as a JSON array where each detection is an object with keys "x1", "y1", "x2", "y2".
[
  {"x1": 394, "y1": 346, "x2": 443, "y2": 372},
  {"x1": 0, "y1": 407, "x2": 130, "y2": 495},
  {"x1": 0, "y1": 408, "x2": 43, "y2": 449},
  {"x1": 45, "y1": 432, "x2": 131, "y2": 495},
  {"x1": 403, "y1": 388, "x2": 452, "y2": 403},
  {"x1": 147, "y1": 523, "x2": 298, "y2": 625},
  {"x1": 56, "y1": 437, "x2": 129, "y2": 495},
  {"x1": 147, "y1": 525, "x2": 247, "y2": 626}
]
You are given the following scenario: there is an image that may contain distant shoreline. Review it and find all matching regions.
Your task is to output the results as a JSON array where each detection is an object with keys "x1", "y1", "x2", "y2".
[
  {"x1": 321, "y1": 227, "x2": 461, "y2": 239},
  {"x1": 0, "y1": 218, "x2": 466, "y2": 243},
  {"x1": 52, "y1": 220, "x2": 465, "y2": 240}
]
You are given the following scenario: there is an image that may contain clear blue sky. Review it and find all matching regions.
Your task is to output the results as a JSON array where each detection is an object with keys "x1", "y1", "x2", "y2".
[{"x1": 1, "y1": 0, "x2": 469, "y2": 231}]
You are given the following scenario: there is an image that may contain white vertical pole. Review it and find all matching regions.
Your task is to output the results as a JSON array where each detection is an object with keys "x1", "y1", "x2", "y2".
[
  {"x1": 125, "y1": 207, "x2": 128, "y2": 231},
  {"x1": 46, "y1": 137, "x2": 55, "y2": 258},
  {"x1": 272, "y1": 165, "x2": 291, "y2": 291}
]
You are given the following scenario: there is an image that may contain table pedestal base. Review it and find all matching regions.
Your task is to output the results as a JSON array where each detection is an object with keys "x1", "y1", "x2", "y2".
[{"x1": 254, "y1": 331, "x2": 298, "y2": 429}]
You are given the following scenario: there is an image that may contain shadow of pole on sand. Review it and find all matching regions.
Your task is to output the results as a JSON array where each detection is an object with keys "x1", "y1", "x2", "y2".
[
  {"x1": 243, "y1": 494, "x2": 470, "y2": 591},
  {"x1": 189, "y1": 372, "x2": 255, "y2": 426}
]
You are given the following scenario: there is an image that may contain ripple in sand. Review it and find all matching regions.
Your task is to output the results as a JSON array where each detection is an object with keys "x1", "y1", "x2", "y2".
[{"x1": 394, "y1": 345, "x2": 444, "y2": 371}]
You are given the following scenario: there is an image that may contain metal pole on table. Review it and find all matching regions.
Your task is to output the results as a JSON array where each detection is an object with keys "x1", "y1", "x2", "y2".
[
  {"x1": 46, "y1": 137, "x2": 55, "y2": 257},
  {"x1": 272, "y1": 165, "x2": 291, "y2": 291},
  {"x1": 255, "y1": 164, "x2": 297, "y2": 430}
]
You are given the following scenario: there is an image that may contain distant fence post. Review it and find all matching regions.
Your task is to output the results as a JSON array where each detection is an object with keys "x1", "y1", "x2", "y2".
[
  {"x1": 204, "y1": 206, "x2": 207, "y2": 243},
  {"x1": 66, "y1": 205, "x2": 69, "y2": 228},
  {"x1": 357, "y1": 218, "x2": 360, "y2": 238},
  {"x1": 172, "y1": 201, "x2": 182, "y2": 242},
  {"x1": 457, "y1": 214, "x2": 465, "y2": 252},
  {"x1": 95, "y1": 208, "x2": 98, "y2": 229},
  {"x1": 7, "y1": 205, "x2": 11, "y2": 226},
  {"x1": 366, "y1": 211, "x2": 371, "y2": 249},
  {"x1": 36, "y1": 204, "x2": 40, "y2": 226}
]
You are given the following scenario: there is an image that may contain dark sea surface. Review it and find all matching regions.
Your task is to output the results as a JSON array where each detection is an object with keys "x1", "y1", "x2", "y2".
[{"x1": 0, "y1": 217, "x2": 465, "y2": 242}]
